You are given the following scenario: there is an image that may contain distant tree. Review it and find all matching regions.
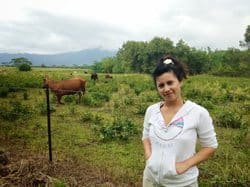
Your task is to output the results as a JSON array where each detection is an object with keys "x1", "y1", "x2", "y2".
[
  {"x1": 117, "y1": 41, "x2": 146, "y2": 73},
  {"x1": 222, "y1": 48, "x2": 241, "y2": 68},
  {"x1": 207, "y1": 50, "x2": 225, "y2": 72},
  {"x1": 240, "y1": 25, "x2": 250, "y2": 49},
  {"x1": 116, "y1": 37, "x2": 175, "y2": 73},
  {"x1": 186, "y1": 48, "x2": 209, "y2": 74},
  {"x1": 112, "y1": 59, "x2": 127, "y2": 73},
  {"x1": 9, "y1": 57, "x2": 32, "y2": 67},
  {"x1": 147, "y1": 37, "x2": 174, "y2": 62},
  {"x1": 9, "y1": 57, "x2": 32, "y2": 71},
  {"x1": 92, "y1": 60, "x2": 105, "y2": 73},
  {"x1": 174, "y1": 39, "x2": 190, "y2": 62}
]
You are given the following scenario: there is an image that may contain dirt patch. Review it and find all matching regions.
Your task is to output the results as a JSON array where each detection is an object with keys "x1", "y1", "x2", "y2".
[{"x1": 0, "y1": 138, "x2": 123, "y2": 187}]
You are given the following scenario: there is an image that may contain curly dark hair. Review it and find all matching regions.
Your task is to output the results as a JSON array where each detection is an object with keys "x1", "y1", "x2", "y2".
[{"x1": 152, "y1": 55, "x2": 188, "y2": 85}]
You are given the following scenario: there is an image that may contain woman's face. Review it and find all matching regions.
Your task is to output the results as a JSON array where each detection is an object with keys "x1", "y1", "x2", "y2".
[{"x1": 155, "y1": 71, "x2": 183, "y2": 103}]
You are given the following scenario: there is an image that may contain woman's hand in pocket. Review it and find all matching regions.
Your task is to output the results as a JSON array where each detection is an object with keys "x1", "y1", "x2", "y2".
[{"x1": 175, "y1": 161, "x2": 190, "y2": 174}]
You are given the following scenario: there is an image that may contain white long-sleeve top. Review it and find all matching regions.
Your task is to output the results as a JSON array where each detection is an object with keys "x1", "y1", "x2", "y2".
[{"x1": 142, "y1": 100, "x2": 218, "y2": 187}]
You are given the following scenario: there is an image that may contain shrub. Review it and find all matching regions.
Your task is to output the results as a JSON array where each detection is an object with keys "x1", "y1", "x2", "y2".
[
  {"x1": 233, "y1": 93, "x2": 248, "y2": 101},
  {"x1": 196, "y1": 99, "x2": 214, "y2": 110},
  {"x1": 68, "y1": 105, "x2": 76, "y2": 115},
  {"x1": 91, "y1": 91, "x2": 110, "y2": 102},
  {"x1": 242, "y1": 103, "x2": 250, "y2": 113},
  {"x1": 92, "y1": 114, "x2": 104, "y2": 125},
  {"x1": 23, "y1": 92, "x2": 28, "y2": 100},
  {"x1": 215, "y1": 110, "x2": 244, "y2": 128},
  {"x1": 0, "y1": 101, "x2": 33, "y2": 121},
  {"x1": 124, "y1": 97, "x2": 133, "y2": 105},
  {"x1": 64, "y1": 95, "x2": 75, "y2": 103},
  {"x1": 232, "y1": 122, "x2": 249, "y2": 149},
  {"x1": 221, "y1": 91, "x2": 234, "y2": 102},
  {"x1": 220, "y1": 82, "x2": 228, "y2": 89},
  {"x1": 184, "y1": 88, "x2": 202, "y2": 99},
  {"x1": 18, "y1": 64, "x2": 31, "y2": 71},
  {"x1": 134, "y1": 87, "x2": 143, "y2": 96},
  {"x1": 0, "y1": 87, "x2": 9, "y2": 98},
  {"x1": 136, "y1": 103, "x2": 148, "y2": 115},
  {"x1": 99, "y1": 117, "x2": 137, "y2": 141},
  {"x1": 82, "y1": 94, "x2": 101, "y2": 106},
  {"x1": 80, "y1": 111, "x2": 94, "y2": 122},
  {"x1": 38, "y1": 102, "x2": 56, "y2": 115}
]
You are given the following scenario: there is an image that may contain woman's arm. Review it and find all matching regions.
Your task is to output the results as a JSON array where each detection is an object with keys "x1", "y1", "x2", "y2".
[
  {"x1": 176, "y1": 147, "x2": 216, "y2": 174},
  {"x1": 142, "y1": 138, "x2": 152, "y2": 160},
  {"x1": 175, "y1": 107, "x2": 218, "y2": 174}
]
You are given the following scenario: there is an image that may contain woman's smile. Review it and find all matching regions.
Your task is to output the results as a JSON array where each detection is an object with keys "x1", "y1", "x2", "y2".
[{"x1": 156, "y1": 71, "x2": 182, "y2": 103}]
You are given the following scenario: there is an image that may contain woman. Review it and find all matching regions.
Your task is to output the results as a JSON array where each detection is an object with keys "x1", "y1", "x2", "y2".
[{"x1": 142, "y1": 55, "x2": 218, "y2": 187}]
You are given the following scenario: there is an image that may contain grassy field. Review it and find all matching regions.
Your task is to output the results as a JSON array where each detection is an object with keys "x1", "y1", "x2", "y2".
[{"x1": 0, "y1": 67, "x2": 249, "y2": 186}]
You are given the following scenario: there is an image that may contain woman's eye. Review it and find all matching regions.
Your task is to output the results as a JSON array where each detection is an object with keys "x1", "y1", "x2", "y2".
[
  {"x1": 167, "y1": 81, "x2": 173, "y2": 85},
  {"x1": 158, "y1": 83, "x2": 164, "y2": 88}
]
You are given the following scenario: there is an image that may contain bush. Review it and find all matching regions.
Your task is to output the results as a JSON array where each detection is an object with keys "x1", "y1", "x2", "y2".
[
  {"x1": 220, "y1": 91, "x2": 234, "y2": 102},
  {"x1": 0, "y1": 101, "x2": 33, "y2": 121},
  {"x1": 136, "y1": 103, "x2": 148, "y2": 115},
  {"x1": 98, "y1": 117, "x2": 137, "y2": 141},
  {"x1": 80, "y1": 111, "x2": 94, "y2": 122},
  {"x1": 91, "y1": 91, "x2": 110, "y2": 102},
  {"x1": 23, "y1": 92, "x2": 28, "y2": 100},
  {"x1": 124, "y1": 97, "x2": 133, "y2": 105},
  {"x1": 92, "y1": 114, "x2": 104, "y2": 125},
  {"x1": 18, "y1": 63, "x2": 31, "y2": 71},
  {"x1": 196, "y1": 99, "x2": 214, "y2": 110},
  {"x1": 38, "y1": 102, "x2": 56, "y2": 115},
  {"x1": 0, "y1": 87, "x2": 9, "y2": 98},
  {"x1": 184, "y1": 88, "x2": 202, "y2": 99},
  {"x1": 232, "y1": 122, "x2": 249, "y2": 149},
  {"x1": 82, "y1": 94, "x2": 101, "y2": 106},
  {"x1": 216, "y1": 110, "x2": 244, "y2": 128},
  {"x1": 64, "y1": 95, "x2": 75, "y2": 103}
]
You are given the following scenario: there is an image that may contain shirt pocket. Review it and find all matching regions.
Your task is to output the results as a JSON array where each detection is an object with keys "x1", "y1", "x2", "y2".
[
  {"x1": 162, "y1": 154, "x2": 178, "y2": 177},
  {"x1": 146, "y1": 145, "x2": 162, "y2": 175}
]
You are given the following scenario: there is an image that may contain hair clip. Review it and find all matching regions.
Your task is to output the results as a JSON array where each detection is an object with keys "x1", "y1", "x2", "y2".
[{"x1": 163, "y1": 59, "x2": 174, "y2": 65}]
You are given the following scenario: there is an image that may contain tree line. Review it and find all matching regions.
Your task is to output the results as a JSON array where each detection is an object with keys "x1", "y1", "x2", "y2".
[{"x1": 93, "y1": 25, "x2": 250, "y2": 77}]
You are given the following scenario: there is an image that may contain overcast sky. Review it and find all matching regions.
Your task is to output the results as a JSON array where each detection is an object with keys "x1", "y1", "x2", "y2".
[{"x1": 0, "y1": 0, "x2": 249, "y2": 54}]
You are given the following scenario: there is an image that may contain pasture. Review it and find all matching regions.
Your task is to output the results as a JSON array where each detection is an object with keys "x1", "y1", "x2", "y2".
[{"x1": 0, "y1": 67, "x2": 249, "y2": 186}]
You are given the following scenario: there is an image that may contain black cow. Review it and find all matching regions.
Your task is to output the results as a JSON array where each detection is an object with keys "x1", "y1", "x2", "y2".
[{"x1": 91, "y1": 72, "x2": 98, "y2": 81}]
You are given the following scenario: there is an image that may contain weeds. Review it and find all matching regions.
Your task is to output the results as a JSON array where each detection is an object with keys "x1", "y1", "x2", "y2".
[{"x1": 0, "y1": 69, "x2": 249, "y2": 186}]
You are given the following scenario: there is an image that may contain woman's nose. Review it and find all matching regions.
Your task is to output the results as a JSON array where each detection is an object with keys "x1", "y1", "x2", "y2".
[{"x1": 163, "y1": 85, "x2": 170, "y2": 92}]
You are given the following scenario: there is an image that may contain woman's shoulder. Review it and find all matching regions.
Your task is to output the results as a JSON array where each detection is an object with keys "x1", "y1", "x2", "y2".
[
  {"x1": 186, "y1": 100, "x2": 210, "y2": 114},
  {"x1": 146, "y1": 102, "x2": 162, "y2": 112}
]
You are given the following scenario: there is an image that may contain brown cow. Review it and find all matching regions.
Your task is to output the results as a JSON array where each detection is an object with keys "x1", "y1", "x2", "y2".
[{"x1": 43, "y1": 77, "x2": 86, "y2": 104}]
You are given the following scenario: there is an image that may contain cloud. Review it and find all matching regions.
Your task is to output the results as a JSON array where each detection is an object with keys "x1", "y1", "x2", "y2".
[
  {"x1": 0, "y1": 0, "x2": 249, "y2": 54},
  {"x1": 153, "y1": 0, "x2": 250, "y2": 49},
  {"x1": 0, "y1": 9, "x2": 131, "y2": 54}
]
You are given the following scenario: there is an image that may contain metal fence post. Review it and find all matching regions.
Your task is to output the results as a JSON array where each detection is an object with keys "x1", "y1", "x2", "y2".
[{"x1": 46, "y1": 87, "x2": 52, "y2": 162}]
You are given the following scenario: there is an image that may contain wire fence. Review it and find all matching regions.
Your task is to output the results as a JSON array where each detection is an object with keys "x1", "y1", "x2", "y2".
[
  {"x1": 0, "y1": 86, "x2": 85, "y2": 93},
  {"x1": 0, "y1": 86, "x2": 59, "y2": 161}
]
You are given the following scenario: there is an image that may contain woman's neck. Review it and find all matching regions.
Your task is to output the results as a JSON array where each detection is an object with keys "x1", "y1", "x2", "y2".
[{"x1": 164, "y1": 97, "x2": 184, "y2": 109}]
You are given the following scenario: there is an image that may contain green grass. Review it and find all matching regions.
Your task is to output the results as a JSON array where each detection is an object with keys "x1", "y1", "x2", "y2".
[{"x1": 0, "y1": 67, "x2": 249, "y2": 186}]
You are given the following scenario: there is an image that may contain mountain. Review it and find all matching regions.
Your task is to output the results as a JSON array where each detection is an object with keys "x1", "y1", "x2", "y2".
[{"x1": 0, "y1": 48, "x2": 117, "y2": 66}]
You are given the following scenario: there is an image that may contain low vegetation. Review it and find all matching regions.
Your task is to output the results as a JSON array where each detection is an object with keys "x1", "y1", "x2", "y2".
[{"x1": 0, "y1": 67, "x2": 249, "y2": 186}]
